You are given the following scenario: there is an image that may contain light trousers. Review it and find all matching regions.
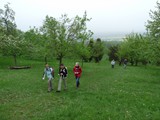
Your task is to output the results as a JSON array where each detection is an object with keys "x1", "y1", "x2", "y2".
[
  {"x1": 48, "y1": 79, "x2": 53, "y2": 91},
  {"x1": 58, "y1": 76, "x2": 67, "y2": 91}
]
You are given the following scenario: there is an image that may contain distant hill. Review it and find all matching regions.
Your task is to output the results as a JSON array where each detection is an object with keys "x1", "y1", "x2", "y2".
[
  {"x1": 93, "y1": 32, "x2": 145, "y2": 41},
  {"x1": 93, "y1": 32, "x2": 127, "y2": 41}
]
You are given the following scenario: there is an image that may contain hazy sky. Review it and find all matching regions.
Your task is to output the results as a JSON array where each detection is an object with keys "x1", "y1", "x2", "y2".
[{"x1": 0, "y1": 0, "x2": 159, "y2": 33}]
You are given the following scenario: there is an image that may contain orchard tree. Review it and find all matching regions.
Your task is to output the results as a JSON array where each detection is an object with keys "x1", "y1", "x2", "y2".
[
  {"x1": 41, "y1": 12, "x2": 93, "y2": 66},
  {"x1": 146, "y1": 1, "x2": 160, "y2": 64},
  {"x1": 108, "y1": 45, "x2": 119, "y2": 61},
  {"x1": 0, "y1": 3, "x2": 16, "y2": 36},
  {"x1": 93, "y1": 38, "x2": 104, "y2": 63},
  {"x1": 0, "y1": 3, "x2": 15, "y2": 51},
  {"x1": 146, "y1": 2, "x2": 160, "y2": 38},
  {"x1": 41, "y1": 15, "x2": 71, "y2": 65},
  {"x1": 118, "y1": 33, "x2": 150, "y2": 66},
  {"x1": 24, "y1": 28, "x2": 48, "y2": 62},
  {"x1": 3, "y1": 35, "x2": 27, "y2": 66},
  {"x1": 138, "y1": 34, "x2": 151, "y2": 65},
  {"x1": 75, "y1": 42, "x2": 90, "y2": 66},
  {"x1": 87, "y1": 39, "x2": 94, "y2": 62},
  {"x1": 0, "y1": 3, "x2": 28, "y2": 66},
  {"x1": 67, "y1": 11, "x2": 93, "y2": 65},
  {"x1": 118, "y1": 33, "x2": 140, "y2": 65}
]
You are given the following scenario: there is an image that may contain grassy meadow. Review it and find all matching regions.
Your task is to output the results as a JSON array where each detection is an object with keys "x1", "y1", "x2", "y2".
[{"x1": 0, "y1": 57, "x2": 160, "y2": 120}]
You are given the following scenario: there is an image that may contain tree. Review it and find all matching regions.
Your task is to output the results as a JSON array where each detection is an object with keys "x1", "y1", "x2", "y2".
[
  {"x1": 68, "y1": 11, "x2": 93, "y2": 65},
  {"x1": 118, "y1": 33, "x2": 150, "y2": 66},
  {"x1": 108, "y1": 45, "x2": 119, "y2": 61},
  {"x1": 0, "y1": 3, "x2": 16, "y2": 36},
  {"x1": 146, "y1": 2, "x2": 160, "y2": 38},
  {"x1": 0, "y1": 3, "x2": 28, "y2": 66},
  {"x1": 41, "y1": 15, "x2": 71, "y2": 65},
  {"x1": 93, "y1": 38, "x2": 104, "y2": 63},
  {"x1": 41, "y1": 12, "x2": 93, "y2": 66},
  {"x1": 146, "y1": 1, "x2": 160, "y2": 64},
  {"x1": 75, "y1": 42, "x2": 90, "y2": 66},
  {"x1": 0, "y1": 3, "x2": 15, "y2": 52},
  {"x1": 24, "y1": 28, "x2": 48, "y2": 63},
  {"x1": 3, "y1": 35, "x2": 27, "y2": 66},
  {"x1": 138, "y1": 35, "x2": 150, "y2": 65},
  {"x1": 87, "y1": 39, "x2": 94, "y2": 62}
]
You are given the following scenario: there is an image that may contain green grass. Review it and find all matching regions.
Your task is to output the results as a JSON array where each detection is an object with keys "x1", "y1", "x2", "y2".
[{"x1": 0, "y1": 58, "x2": 160, "y2": 120}]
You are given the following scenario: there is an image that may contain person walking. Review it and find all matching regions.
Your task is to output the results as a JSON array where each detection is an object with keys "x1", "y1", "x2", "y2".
[
  {"x1": 124, "y1": 59, "x2": 127, "y2": 69},
  {"x1": 73, "y1": 62, "x2": 82, "y2": 88},
  {"x1": 42, "y1": 64, "x2": 54, "y2": 92},
  {"x1": 111, "y1": 59, "x2": 115, "y2": 68},
  {"x1": 56, "y1": 64, "x2": 68, "y2": 92}
]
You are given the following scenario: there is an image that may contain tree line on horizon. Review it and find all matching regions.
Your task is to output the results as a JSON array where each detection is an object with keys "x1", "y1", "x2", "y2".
[{"x1": 0, "y1": 2, "x2": 160, "y2": 66}]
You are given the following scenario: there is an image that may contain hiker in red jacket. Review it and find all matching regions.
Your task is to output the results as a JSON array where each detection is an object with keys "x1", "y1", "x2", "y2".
[{"x1": 73, "y1": 62, "x2": 82, "y2": 88}]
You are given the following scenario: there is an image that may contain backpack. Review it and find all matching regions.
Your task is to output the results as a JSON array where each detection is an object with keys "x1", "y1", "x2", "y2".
[{"x1": 50, "y1": 67, "x2": 54, "y2": 77}]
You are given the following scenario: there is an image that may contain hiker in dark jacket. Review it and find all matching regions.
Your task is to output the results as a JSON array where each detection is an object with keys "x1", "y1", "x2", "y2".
[{"x1": 56, "y1": 64, "x2": 68, "y2": 92}]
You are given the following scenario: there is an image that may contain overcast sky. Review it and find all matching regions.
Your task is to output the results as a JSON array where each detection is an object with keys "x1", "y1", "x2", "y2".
[{"x1": 0, "y1": 0, "x2": 159, "y2": 34}]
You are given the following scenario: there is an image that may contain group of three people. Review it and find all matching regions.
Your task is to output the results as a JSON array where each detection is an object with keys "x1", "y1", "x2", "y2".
[{"x1": 42, "y1": 62, "x2": 82, "y2": 92}]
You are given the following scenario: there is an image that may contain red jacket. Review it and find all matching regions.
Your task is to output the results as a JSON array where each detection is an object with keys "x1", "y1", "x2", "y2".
[{"x1": 73, "y1": 66, "x2": 82, "y2": 77}]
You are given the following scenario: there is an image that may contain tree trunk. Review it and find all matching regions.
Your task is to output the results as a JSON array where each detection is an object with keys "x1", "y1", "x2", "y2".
[
  {"x1": 81, "y1": 58, "x2": 84, "y2": 67},
  {"x1": 59, "y1": 54, "x2": 63, "y2": 66},
  {"x1": 44, "y1": 56, "x2": 48, "y2": 64},
  {"x1": 135, "y1": 60, "x2": 138, "y2": 66},
  {"x1": 59, "y1": 58, "x2": 62, "y2": 66},
  {"x1": 130, "y1": 58, "x2": 134, "y2": 66},
  {"x1": 13, "y1": 54, "x2": 17, "y2": 66}
]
